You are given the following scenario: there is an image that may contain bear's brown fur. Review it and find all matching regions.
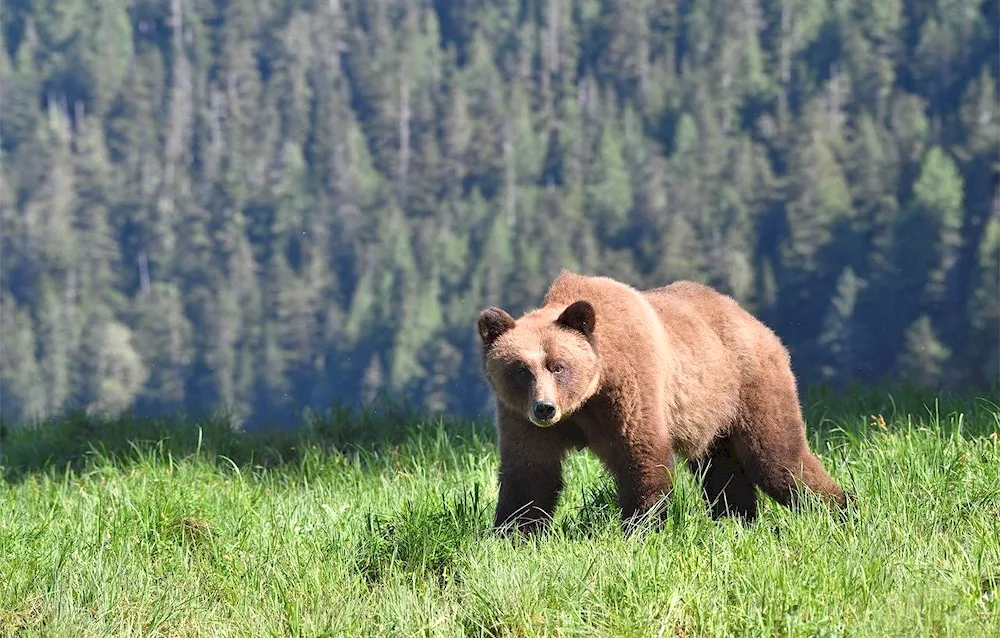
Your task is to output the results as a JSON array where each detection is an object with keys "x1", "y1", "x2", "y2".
[{"x1": 477, "y1": 270, "x2": 850, "y2": 534}]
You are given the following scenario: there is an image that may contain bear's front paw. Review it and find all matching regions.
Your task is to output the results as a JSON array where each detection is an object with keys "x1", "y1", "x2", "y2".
[{"x1": 493, "y1": 506, "x2": 554, "y2": 538}]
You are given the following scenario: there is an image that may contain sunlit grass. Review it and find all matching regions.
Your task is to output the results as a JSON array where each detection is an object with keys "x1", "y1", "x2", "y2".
[{"x1": 1, "y1": 389, "x2": 998, "y2": 637}]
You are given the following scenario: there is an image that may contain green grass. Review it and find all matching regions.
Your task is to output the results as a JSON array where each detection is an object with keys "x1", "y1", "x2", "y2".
[{"x1": 1, "y1": 389, "x2": 998, "y2": 637}]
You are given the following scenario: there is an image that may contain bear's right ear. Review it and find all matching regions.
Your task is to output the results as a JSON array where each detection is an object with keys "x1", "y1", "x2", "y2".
[
  {"x1": 478, "y1": 307, "x2": 516, "y2": 347},
  {"x1": 556, "y1": 300, "x2": 596, "y2": 338}
]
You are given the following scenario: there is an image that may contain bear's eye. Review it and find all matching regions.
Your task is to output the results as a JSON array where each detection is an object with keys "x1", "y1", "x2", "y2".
[
  {"x1": 509, "y1": 362, "x2": 533, "y2": 383},
  {"x1": 549, "y1": 362, "x2": 566, "y2": 375}
]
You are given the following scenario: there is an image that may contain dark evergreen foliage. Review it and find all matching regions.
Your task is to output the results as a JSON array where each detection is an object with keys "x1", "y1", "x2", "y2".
[{"x1": 1, "y1": 0, "x2": 997, "y2": 426}]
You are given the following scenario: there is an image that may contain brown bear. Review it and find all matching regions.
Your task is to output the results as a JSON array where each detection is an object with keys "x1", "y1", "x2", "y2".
[{"x1": 477, "y1": 270, "x2": 850, "y2": 535}]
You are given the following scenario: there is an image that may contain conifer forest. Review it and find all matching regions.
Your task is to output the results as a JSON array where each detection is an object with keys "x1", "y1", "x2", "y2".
[{"x1": 1, "y1": 0, "x2": 998, "y2": 427}]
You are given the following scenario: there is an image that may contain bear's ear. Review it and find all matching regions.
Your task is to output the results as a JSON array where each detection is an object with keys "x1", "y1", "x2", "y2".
[
  {"x1": 556, "y1": 300, "x2": 596, "y2": 338},
  {"x1": 478, "y1": 307, "x2": 516, "y2": 347}
]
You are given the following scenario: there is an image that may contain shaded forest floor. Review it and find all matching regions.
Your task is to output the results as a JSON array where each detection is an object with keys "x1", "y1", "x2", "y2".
[{"x1": 1, "y1": 388, "x2": 998, "y2": 637}]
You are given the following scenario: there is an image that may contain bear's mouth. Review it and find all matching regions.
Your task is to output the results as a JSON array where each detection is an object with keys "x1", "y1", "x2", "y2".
[{"x1": 528, "y1": 411, "x2": 561, "y2": 428}]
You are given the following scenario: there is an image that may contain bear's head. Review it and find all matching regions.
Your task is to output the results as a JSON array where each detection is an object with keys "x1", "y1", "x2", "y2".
[{"x1": 477, "y1": 300, "x2": 600, "y2": 427}]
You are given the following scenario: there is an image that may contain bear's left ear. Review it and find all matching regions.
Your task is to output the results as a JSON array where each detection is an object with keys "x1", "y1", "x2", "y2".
[
  {"x1": 556, "y1": 300, "x2": 596, "y2": 338},
  {"x1": 478, "y1": 307, "x2": 516, "y2": 347}
]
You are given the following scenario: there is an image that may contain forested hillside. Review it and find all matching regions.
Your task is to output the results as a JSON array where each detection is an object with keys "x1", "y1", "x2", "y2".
[{"x1": 1, "y1": 0, "x2": 998, "y2": 426}]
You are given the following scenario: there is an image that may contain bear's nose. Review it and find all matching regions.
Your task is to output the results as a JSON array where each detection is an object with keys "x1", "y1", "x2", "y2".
[{"x1": 532, "y1": 400, "x2": 557, "y2": 422}]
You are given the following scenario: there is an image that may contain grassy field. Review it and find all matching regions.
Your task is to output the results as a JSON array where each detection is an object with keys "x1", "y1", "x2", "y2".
[{"x1": 1, "y1": 388, "x2": 998, "y2": 637}]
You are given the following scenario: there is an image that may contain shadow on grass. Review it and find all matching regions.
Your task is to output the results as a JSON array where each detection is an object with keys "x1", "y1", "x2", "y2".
[
  {"x1": 1, "y1": 384, "x2": 995, "y2": 485},
  {"x1": 0, "y1": 397, "x2": 495, "y2": 484}
]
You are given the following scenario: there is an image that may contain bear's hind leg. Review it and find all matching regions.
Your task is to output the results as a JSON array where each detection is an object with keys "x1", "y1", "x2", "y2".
[
  {"x1": 692, "y1": 436, "x2": 758, "y2": 523},
  {"x1": 745, "y1": 440, "x2": 849, "y2": 512},
  {"x1": 734, "y1": 407, "x2": 849, "y2": 512},
  {"x1": 734, "y1": 359, "x2": 851, "y2": 514}
]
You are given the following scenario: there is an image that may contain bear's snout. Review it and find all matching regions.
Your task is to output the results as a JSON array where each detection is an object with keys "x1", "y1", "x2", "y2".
[{"x1": 531, "y1": 400, "x2": 558, "y2": 426}]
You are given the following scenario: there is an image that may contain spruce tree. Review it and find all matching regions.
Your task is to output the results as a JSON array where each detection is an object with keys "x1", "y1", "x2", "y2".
[{"x1": 898, "y1": 315, "x2": 952, "y2": 389}]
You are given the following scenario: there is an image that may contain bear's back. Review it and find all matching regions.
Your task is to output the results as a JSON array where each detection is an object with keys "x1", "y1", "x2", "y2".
[
  {"x1": 641, "y1": 281, "x2": 796, "y2": 456},
  {"x1": 642, "y1": 280, "x2": 789, "y2": 371}
]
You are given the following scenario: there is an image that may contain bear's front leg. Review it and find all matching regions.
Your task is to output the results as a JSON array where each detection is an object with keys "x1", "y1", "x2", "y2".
[
  {"x1": 493, "y1": 412, "x2": 573, "y2": 536},
  {"x1": 494, "y1": 461, "x2": 563, "y2": 535},
  {"x1": 610, "y1": 436, "x2": 676, "y2": 533}
]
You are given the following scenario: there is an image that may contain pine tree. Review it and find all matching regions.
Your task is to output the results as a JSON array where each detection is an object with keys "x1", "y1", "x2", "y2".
[
  {"x1": 967, "y1": 208, "x2": 1000, "y2": 386},
  {"x1": 888, "y1": 92, "x2": 931, "y2": 193},
  {"x1": 390, "y1": 267, "x2": 444, "y2": 392},
  {"x1": 475, "y1": 211, "x2": 514, "y2": 306},
  {"x1": 105, "y1": 45, "x2": 169, "y2": 283},
  {"x1": 361, "y1": 353, "x2": 385, "y2": 405},
  {"x1": 654, "y1": 111, "x2": 709, "y2": 284},
  {"x1": 35, "y1": 281, "x2": 77, "y2": 416},
  {"x1": 709, "y1": 136, "x2": 764, "y2": 302},
  {"x1": 952, "y1": 67, "x2": 1000, "y2": 334},
  {"x1": 510, "y1": 85, "x2": 546, "y2": 187},
  {"x1": 461, "y1": 31, "x2": 505, "y2": 199},
  {"x1": 161, "y1": 0, "x2": 195, "y2": 234},
  {"x1": 75, "y1": 0, "x2": 133, "y2": 114},
  {"x1": 906, "y1": 146, "x2": 965, "y2": 307},
  {"x1": 272, "y1": 11, "x2": 315, "y2": 147},
  {"x1": 818, "y1": 267, "x2": 865, "y2": 383},
  {"x1": 585, "y1": 118, "x2": 633, "y2": 235},
  {"x1": 0, "y1": 29, "x2": 42, "y2": 152},
  {"x1": 440, "y1": 67, "x2": 472, "y2": 205},
  {"x1": 72, "y1": 115, "x2": 120, "y2": 304},
  {"x1": 89, "y1": 321, "x2": 149, "y2": 417},
  {"x1": 781, "y1": 100, "x2": 853, "y2": 276},
  {"x1": 840, "y1": 0, "x2": 901, "y2": 118},
  {"x1": 768, "y1": 0, "x2": 831, "y2": 142},
  {"x1": 714, "y1": 0, "x2": 768, "y2": 124},
  {"x1": 844, "y1": 112, "x2": 900, "y2": 263},
  {"x1": 213, "y1": 0, "x2": 266, "y2": 216},
  {"x1": 0, "y1": 294, "x2": 47, "y2": 421},
  {"x1": 132, "y1": 282, "x2": 193, "y2": 410},
  {"x1": 198, "y1": 283, "x2": 243, "y2": 416},
  {"x1": 417, "y1": 339, "x2": 463, "y2": 415},
  {"x1": 897, "y1": 315, "x2": 952, "y2": 389},
  {"x1": 21, "y1": 107, "x2": 78, "y2": 276}
]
